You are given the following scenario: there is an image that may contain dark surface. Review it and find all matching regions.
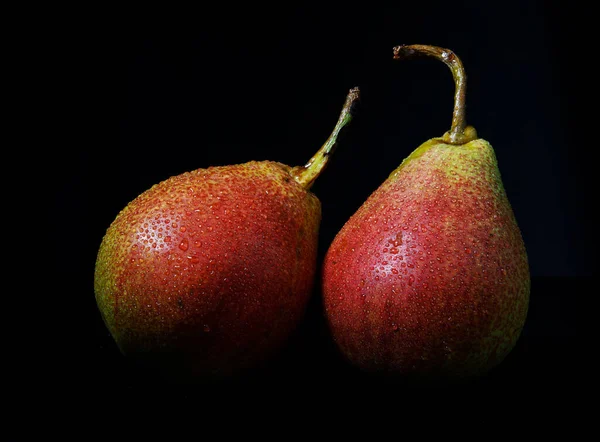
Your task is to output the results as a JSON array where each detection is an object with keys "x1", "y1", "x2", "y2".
[
  {"x1": 49, "y1": 2, "x2": 583, "y2": 423},
  {"x1": 86, "y1": 276, "x2": 578, "y2": 395},
  {"x1": 69, "y1": 277, "x2": 581, "y2": 430}
]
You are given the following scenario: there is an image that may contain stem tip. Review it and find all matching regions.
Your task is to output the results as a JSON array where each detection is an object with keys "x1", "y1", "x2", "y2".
[{"x1": 291, "y1": 87, "x2": 360, "y2": 189}]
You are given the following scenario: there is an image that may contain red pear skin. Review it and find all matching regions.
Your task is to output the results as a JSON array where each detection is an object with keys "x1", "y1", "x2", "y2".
[
  {"x1": 94, "y1": 87, "x2": 359, "y2": 379},
  {"x1": 95, "y1": 161, "x2": 320, "y2": 377},
  {"x1": 322, "y1": 138, "x2": 530, "y2": 376}
]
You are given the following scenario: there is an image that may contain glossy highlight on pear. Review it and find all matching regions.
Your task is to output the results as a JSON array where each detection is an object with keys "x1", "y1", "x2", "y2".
[{"x1": 322, "y1": 46, "x2": 529, "y2": 378}]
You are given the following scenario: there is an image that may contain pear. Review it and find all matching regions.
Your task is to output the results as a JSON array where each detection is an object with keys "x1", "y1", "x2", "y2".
[
  {"x1": 322, "y1": 45, "x2": 529, "y2": 378},
  {"x1": 95, "y1": 87, "x2": 359, "y2": 380}
]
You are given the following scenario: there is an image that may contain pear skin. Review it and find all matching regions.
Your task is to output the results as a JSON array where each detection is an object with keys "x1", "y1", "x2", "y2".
[
  {"x1": 95, "y1": 88, "x2": 359, "y2": 379},
  {"x1": 95, "y1": 162, "x2": 320, "y2": 377},
  {"x1": 323, "y1": 137, "x2": 529, "y2": 376},
  {"x1": 322, "y1": 46, "x2": 529, "y2": 378}
]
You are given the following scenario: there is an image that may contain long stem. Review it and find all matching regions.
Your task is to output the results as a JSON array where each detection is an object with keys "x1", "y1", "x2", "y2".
[
  {"x1": 393, "y1": 44, "x2": 477, "y2": 145},
  {"x1": 291, "y1": 87, "x2": 360, "y2": 189}
]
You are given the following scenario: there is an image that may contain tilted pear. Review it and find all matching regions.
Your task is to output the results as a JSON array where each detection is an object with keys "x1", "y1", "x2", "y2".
[
  {"x1": 95, "y1": 88, "x2": 359, "y2": 379},
  {"x1": 322, "y1": 46, "x2": 529, "y2": 378}
]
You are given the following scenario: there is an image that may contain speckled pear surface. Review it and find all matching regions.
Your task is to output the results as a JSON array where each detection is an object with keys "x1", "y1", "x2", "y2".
[
  {"x1": 322, "y1": 137, "x2": 530, "y2": 376},
  {"x1": 95, "y1": 161, "x2": 320, "y2": 377},
  {"x1": 94, "y1": 87, "x2": 359, "y2": 379}
]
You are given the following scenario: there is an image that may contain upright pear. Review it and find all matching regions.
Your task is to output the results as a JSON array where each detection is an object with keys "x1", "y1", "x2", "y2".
[
  {"x1": 322, "y1": 45, "x2": 529, "y2": 378},
  {"x1": 95, "y1": 88, "x2": 359, "y2": 379}
]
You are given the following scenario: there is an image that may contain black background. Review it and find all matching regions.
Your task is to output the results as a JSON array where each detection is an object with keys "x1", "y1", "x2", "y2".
[{"x1": 52, "y1": 2, "x2": 584, "y2": 421}]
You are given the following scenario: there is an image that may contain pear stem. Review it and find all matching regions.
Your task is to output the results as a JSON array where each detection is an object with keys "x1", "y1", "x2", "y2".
[
  {"x1": 393, "y1": 44, "x2": 477, "y2": 145},
  {"x1": 291, "y1": 87, "x2": 360, "y2": 189}
]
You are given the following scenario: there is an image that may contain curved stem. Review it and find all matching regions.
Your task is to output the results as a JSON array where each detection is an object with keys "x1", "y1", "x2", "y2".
[
  {"x1": 291, "y1": 87, "x2": 360, "y2": 189},
  {"x1": 393, "y1": 44, "x2": 477, "y2": 145}
]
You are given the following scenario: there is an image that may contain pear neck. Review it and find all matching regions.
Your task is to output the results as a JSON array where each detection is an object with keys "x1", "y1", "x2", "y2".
[{"x1": 442, "y1": 125, "x2": 478, "y2": 145}]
